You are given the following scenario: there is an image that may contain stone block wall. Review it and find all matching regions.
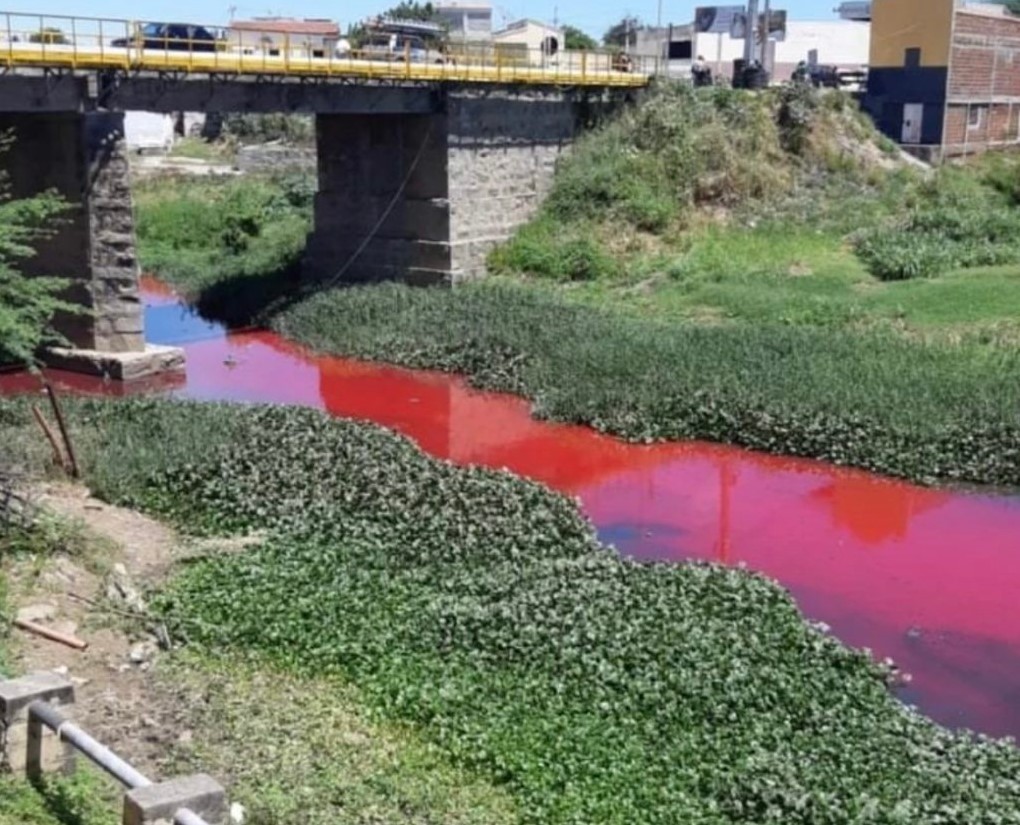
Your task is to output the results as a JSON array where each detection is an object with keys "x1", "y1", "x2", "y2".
[
  {"x1": 304, "y1": 112, "x2": 452, "y2": 284},
  {"x1": 0, "y1": 111, "x2": 143, "y2": 351},
  {"x1": 446, "y1": 90, "x2": 576, "y2": 281},
  {"x1": 304, "y1": 88, "x2": 584, "y2": 285}
]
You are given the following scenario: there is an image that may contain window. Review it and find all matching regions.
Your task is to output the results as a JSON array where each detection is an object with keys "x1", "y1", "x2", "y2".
[
  {"x1": 668, "y1": 40, "x2": 692, "y2": 60},
  {"x1": 904, "y1": 47, "x2": 921, "y2": 69},
  {"x1": 969, "y1": 105, "x2": 987, "y2": 130}
]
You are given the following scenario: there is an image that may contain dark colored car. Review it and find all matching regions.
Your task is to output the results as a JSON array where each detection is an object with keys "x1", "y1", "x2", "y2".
[{"x1": 111, "y1": 22, "x2": 218, "y2": 52}]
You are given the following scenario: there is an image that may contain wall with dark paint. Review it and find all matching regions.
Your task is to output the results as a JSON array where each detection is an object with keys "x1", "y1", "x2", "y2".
[{"x1": 865, "y1": 67, "x2": 947, "y2": 145}]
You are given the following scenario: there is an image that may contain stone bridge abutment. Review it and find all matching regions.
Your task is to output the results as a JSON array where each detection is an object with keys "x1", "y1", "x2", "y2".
[{"x1": 0, "y1": 75, "x2": 621, "y2": 376}]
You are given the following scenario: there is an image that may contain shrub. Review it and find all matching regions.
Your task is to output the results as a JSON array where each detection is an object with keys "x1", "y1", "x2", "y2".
[
  {"x1": 488, "y1": 219, "x2": 618, "y2": 281},
  {"x1": 222, "y1": 113, "x2": 314, "y2": 145},
  {"x1": 853, "y1": 229, "x2": 955, "y2": 281},
  {"x1": 134, "y1": 173, "x2": 312, "y2": 318},
  {"x1": 853, "y1": 167, "x2": 1020, "y2": 279},
  {"x1": 0, "y1": 138, "x2": 74, "y2": 367}
]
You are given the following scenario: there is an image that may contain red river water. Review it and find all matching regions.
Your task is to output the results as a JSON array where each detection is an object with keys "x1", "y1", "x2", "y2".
[{"x1": 4, "y1": 277, "x2": 1020, "y2": 740}]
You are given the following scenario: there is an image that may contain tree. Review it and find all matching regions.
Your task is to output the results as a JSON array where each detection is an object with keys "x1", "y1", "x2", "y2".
[
  {"x1": 0, "y1": 136, "x2": 75, "y2": 368},
  {"x1": 29, "y1": 27, "x2": 68, "y2": 45},
  {"x1": 602, "y1": 16, "x2": 640, "y2": 49},
  {"x1": 563, "y1": 25, "x2": 598, "y2": 51},
  {"x1": 382, "y1": 2, "x2": 440, "y2": 22}
]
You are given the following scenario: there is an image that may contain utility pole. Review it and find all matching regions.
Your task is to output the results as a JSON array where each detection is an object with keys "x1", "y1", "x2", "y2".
[
  {"x1": 743, "y1": 0, "x2": 759, "y2": 65},
  {"x1": 760, "y1": 0, "x2": 770, "y2": 69},
  {"x1": 656, "y1": 0, "x2": 662, "y2": 29}
]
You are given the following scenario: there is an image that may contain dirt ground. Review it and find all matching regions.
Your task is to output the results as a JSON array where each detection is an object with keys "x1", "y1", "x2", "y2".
[{"x1": 8, "y1": 482, "x2": 221, "y2": 777}]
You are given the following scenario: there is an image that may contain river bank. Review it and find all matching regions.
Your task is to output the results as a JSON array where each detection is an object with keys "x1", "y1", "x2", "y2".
[{"x1": 3, "y1": 383, "x2": 1020, "y2": 823}]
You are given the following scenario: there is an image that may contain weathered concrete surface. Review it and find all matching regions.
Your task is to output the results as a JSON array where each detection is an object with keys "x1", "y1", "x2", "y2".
[
  {"x1": 447, "y1": 90, "x2": 577, "y2": 281},
  {"x1": 304, "y1": 112, "x2": 451, "y2": 284},
  {"x1": 44, "y1": 344, "x2": 186, "y2": 381},
  {"x1": 123, "y1": 773, "x2": 226, "y2": 825},
  {"x1": 0, "y1": 672, "x2": 75, "y2": 777},
  {"x1": 304, "y1": 88, "x2": 586, "y2": 284},
  {"x1": 0, "y1": 111, "x2": 145, "y2": 352},
  {"x1": 0, "y1": 73, "x2": 439, "y2": 116}
]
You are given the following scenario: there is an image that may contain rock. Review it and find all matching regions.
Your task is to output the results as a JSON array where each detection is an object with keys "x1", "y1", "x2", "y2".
[
  {"x1": 106, "y1": 566, "x2": 147, "y2": 613},
  {"x1": 52, "y1": 665, "x2": 69, "y2": 677},
  {"x1": 17, "y1": 603, "x2": 58, "y2": 623},
  {"x1": 128, "y1": 640, "x2": 158, "y2": 665}
]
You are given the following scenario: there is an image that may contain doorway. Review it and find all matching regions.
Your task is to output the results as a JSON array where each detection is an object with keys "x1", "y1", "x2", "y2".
[{"x1": 902, "y1": 103, "x2": 923, "y2": 144}]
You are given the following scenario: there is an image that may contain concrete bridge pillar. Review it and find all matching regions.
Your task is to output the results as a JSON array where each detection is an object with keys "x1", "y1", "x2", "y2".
[
  {"x1": 0, "y1": 111, "x2": 182, "y2": 378},
  {"x1": 304, "y1": 90, "x2": 579, "y2": 285}
]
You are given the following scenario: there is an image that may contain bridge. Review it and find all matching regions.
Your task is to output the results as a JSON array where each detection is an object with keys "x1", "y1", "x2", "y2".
[{"x1": 0, "y1": 12, "x2": 649, "y2": 380}]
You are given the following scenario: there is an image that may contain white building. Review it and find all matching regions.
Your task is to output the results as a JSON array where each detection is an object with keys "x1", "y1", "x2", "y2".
[
  {"x1": 436, "y1": 1, "x2": 492, "y2": 41},
  {"x1": 227, "y1": 18, "x2": 340, "y2": 58},
  {"x1": 694, "y1": 19, "x2": 870, "y2": 82},
  {"x1": 492, "y1": 19, "x2": 563, "y2": 61}
]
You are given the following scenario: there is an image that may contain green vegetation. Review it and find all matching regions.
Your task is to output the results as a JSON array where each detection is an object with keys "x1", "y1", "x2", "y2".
[
  {"x1": 131, "y1": 84, "x2": 1020, "y2": 488},
  {"x1": 0, "y1": 138, "x2": 74, "y2": 367},
  {"x1": 134, "y1": 172, "x2": 313, "y2": 325},
  {"x1": 3, "y1": 396, "x2": 1018, "y2": 823},
  {"x1": 165, "y1": 653, "x2": 517, "y2": 825},
  {"x1": 562, "y1": 25, "x2": 598, "y2": 51},
  {"x1": 222, "y1": 113, "x2": 314, "y2": 146},
  {"x1": 274, "y1": 282, "x2": 1020, "y2": 486},
  {"x1": 0, "y1": 772, "x2": 116, "y2": 825}
]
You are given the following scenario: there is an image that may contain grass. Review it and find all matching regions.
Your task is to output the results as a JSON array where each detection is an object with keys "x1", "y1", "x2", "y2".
[
  {"x1": 0, "y1": 772, "x2": 117, "y2": 825},
  {"x1": 557, "y1": 225, "x2": 1020, "y2": 337},
  {"x1": 163, "y1": 652, "x2": 517, "y2": 825},
  {"x1": 166, "y1": 137, "x2": 234, "y2": 163},
  {"x1": 3, "y1": 397, "x2": 1018, "y2": 823}
]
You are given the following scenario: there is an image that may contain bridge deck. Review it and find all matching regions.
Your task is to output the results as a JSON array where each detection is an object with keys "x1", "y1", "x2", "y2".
[{"x1": 0, "y1": 11, "x2": 652, "y2": 88}]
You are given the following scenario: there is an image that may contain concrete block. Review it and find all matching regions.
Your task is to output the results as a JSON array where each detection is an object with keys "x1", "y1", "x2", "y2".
[
  {"x1": 43, "y1": 344, "x2": 186, "y2": 380},
  {"x1": 0, "y1": 672, "x2": 75, "y2": 777},
  {"x1": 123, "y1": 774, "x2": 226, "y2": 825},
  {"x1": 0, "y1": 672, "x2": 75, "y2": 725}
]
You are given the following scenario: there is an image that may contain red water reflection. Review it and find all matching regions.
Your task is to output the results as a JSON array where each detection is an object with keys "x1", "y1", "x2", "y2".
[{"x1": 3, "y1": 283, "x2": 1019, "y2": 740}]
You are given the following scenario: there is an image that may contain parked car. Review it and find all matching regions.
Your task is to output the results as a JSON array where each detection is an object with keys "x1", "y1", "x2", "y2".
[
  {"x1": 356, "y1": 32, "x2": 429, "y2": 63},
  {"x1": 111, "y1": 22, "x2": 218, "y2": 52}
]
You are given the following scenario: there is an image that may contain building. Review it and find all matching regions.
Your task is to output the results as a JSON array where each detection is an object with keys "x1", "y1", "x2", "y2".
[
  {"x1": 491, "y1": 19, "x2": 563, "y2": 62},
  {"x1": 837, "y1": 1, "x2": 872, "y2": 20},
  {"x1": 693, "y1": 20, "x2": 869, "y2": 83},
  {"x1": 228, "y1": 18, "x2": 340, "y2": 58},
  {"x1": 865, "y1": 0, "x2": 1020, "y2": 158},
  {"x1": 436, "y1": 1, "x2": 492, "y2": 41}
]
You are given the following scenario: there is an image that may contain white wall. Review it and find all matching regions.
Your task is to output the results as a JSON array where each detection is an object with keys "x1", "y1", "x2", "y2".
[
  {"x1": 696, "y1": 19, "x2": 870, "y2": 75},
  {"x1": 124, "y1": 111, "x2": 174, "y2": 152}
]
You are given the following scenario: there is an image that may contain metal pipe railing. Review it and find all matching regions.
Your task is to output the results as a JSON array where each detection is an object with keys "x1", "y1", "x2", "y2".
[
  {"x1": 29, "y1": 700, "x2": 152, "y2": 789},
  {"x1": 27, "y1": 701, "x2": 213, "y2": 825}
]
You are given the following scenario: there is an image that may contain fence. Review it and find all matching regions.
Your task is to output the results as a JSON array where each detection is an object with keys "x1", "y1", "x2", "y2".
[
  {"x1": 0, "y1": 671, "x2": 225, "y2": 825},
  {"x1": 0, "y1": 10, "x2": 654, "y2": 87}
]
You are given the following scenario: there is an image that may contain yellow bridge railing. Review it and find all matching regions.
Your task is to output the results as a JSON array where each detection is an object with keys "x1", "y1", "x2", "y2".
[{"x1": 0, "y1": 11, "x2": 653, "y2": 87}]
